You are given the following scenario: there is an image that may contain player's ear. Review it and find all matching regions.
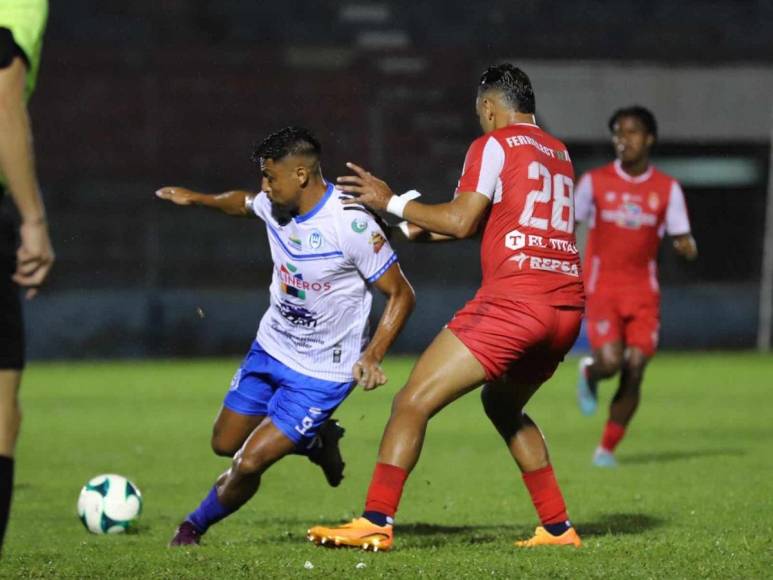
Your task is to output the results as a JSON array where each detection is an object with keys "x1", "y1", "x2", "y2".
[
  {"x1": 645, "y1": 133, "x2": 656, "y2": 148},
  {"x1": 482, "y1": 97, "x2": 495, "y2": 121},
  {"x1": 295, "y1": 165, "x2": 310, "y2": 187}
]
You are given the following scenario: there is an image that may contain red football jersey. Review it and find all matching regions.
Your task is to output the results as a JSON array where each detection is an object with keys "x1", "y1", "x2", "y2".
[
  {"x1": 574, "y1": 160, "x2": 691, "y2": 295},
  {"x1": 455, "y1": 123, "x2": 584, "y2": 307}
]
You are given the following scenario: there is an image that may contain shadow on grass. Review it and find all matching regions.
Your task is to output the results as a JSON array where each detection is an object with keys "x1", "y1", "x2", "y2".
[
  {"x1": 579, "y1": 512, "x2": 664, "y2": 537},
  {"x1": 620, "y1": 448, "x2": 745, "y2": 465},
  {"x1": 398, "y1": 523, "x2": 528, "y2": 547},
  {"x1": 266, "y1": 513, "x2": 662, "y2": 546},
  {"x1": 399, "y1": 513, "x2": 664, "y2": 542}
]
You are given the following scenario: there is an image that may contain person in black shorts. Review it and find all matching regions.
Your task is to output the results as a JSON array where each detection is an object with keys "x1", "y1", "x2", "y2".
[{"x1": 0, "y1": 6, "x2": 54, "y2": 555}]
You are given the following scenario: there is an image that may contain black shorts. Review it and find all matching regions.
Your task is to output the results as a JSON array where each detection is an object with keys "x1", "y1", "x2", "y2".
[{"x1": 0, "y1": 194, "x2": 24, "y2": 370}]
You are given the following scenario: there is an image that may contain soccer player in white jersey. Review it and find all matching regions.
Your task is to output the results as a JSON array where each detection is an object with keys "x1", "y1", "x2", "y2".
[{"x1": 156, "y1": 127, "x2": 415, "y2": 546}]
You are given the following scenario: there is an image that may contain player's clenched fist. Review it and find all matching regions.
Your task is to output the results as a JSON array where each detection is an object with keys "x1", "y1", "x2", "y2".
[{"x1": 155, "y1": 186, "x2": 199, "y2": 205}]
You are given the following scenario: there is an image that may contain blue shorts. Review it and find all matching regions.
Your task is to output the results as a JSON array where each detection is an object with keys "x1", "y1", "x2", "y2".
[{"x1": 223, "y1": 341, "x2": 354, "y2": 446}]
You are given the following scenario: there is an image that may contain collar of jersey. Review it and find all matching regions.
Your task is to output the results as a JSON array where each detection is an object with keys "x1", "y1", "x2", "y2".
[
  {"x1": 614, "y1": 159, "x2": 654, "y2": 184},
  {"x1": 294, "y1": 182, "x2": 334, "y2": 224}
]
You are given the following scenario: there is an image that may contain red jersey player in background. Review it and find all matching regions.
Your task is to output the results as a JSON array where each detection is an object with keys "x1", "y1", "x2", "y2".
[
  {"x1": 574, "y1": 106, "x2": 697, "y2": 468},
  {"x1": 307, "y1": 64, "x2": 584, "y2": 551}
]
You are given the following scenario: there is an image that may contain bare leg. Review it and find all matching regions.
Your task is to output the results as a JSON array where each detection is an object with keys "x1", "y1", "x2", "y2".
[
  {"x1": 0, "y1": 371, "x2": 21, "y2": 457},
  {"x1": 480, "y1": 379, "x2": 547, "y2": 472},
  {"x1": 587, "y1": 341, "x2": 624, "y2": 382},
  {"x1": 481, "y1": 376, "x2": 578, "y2": 544},
  {"x1": 216, "y1": 419, "x2": 296, "y2": 510},
  {"x1": 173, "y1": 419, "x2": 297, "y2": 545},
  {"x1": 211, "y1": 407, "x2": 265, "y2": 457},
  {"x1": 376, "y1": 329, "x2": 486, "y2": 472},
  {"x1": 609, "y1": 347, "x2": 649, "y2": 426}
]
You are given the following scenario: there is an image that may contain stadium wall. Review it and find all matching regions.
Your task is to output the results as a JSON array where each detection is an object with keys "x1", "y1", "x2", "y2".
[
  {"x1": 20, "y1": 59, "x2": 770, "y2": 359},
  {"x1": 25, "y1": 283, "x2": 758, "y2": 360}
]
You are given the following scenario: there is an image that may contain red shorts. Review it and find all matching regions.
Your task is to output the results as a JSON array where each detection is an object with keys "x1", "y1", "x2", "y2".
[
  {"x1": 585, "y1": 292, "x2": 660, "y2": 357},
  {"x1": 447, "y1": 295, "x2": 583, "y2": 383}
]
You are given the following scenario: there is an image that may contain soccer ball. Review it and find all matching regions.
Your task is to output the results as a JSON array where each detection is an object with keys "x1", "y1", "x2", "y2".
[{"x1": 77, "y1": 474, "x2": 143, "y2": 534}]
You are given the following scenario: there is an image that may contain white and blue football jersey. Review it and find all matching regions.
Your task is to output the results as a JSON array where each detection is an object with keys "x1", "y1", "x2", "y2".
[{"x1": 250, "y1": 183, "x2": 398, "y2": 382}]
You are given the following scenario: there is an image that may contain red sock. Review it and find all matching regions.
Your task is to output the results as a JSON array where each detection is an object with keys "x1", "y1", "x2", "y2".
[
  {"x1": 364, "y1": 463, "x2": 408, "y2": 519},
  {"x1": 522, "y1": 465, "x2": 569, "y2": 526},
  {"x1": 600, "y1": 420, "x2": 626, "y2": 452}
]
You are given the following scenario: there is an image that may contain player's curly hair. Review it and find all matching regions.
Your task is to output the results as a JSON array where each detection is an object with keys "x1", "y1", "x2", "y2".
[
  {"x1": 478, "y1": 64, "x2": 536, "y2": 114},
  {"x1": 608, "y1": 106, "x2": 658, "y2": 139},
  {"x1": 252, "y1": 126, "x2": 321, "y2": 164}
]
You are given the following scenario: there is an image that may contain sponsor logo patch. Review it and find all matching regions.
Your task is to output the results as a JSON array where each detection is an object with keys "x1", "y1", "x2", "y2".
[
  {"x1": 529, "y1": 256, "x2": 580, "y2": 277},
  {"x1": 505, "y1": 229, "x2": 577, "y2": 254},
  {"x1": 277, "y1": 300, "x2": 319, "y2": 328},
  {"x1": 351, "y1": 218, "x2": 368, "y2": 233},
  {"x1": 370, "y1": 231, "x2": 386, "y2": 253},
  {"x1": 509, "y1": 252, "x2": 529, "y2": 268},
  {"x1": 505, "y1": 229, "x2": 526, "y2": 251},
  {"x1": 600, "y1": 203, "x2": 657, "y2": 229},
  {"x1": 279, "y1": 262, "x2": 332, "y2": 300}
]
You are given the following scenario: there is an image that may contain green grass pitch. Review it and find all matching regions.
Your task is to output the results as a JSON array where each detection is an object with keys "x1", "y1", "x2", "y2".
[{"x1": 4, "y1": 353, "x2": 772, "y2": 578}]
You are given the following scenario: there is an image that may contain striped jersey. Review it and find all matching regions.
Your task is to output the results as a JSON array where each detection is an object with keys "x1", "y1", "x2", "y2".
[{"x1": 250, "y1": 183, "x2": 397, "y2": 382}]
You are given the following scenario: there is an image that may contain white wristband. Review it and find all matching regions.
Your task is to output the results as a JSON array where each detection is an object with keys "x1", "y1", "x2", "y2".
[
  {"x1": 386, "y1": 195, "x2": 409, "y2": 218},
  {"x1": 386, "y1": 189, "x2": 421, "y2": 219}
]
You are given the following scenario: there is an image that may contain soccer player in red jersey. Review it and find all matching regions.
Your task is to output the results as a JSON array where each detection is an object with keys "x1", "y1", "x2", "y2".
[
  {"x1": 307, "y1": 64, "x2": 584, "y2": 550},
  {"x1": 573, "y1": 106, "x2": 697, "y2": 468}
]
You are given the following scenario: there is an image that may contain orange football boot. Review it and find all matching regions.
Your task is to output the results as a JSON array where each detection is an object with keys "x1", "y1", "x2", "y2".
[
  {"x1": 514, "y1": 526, "x2": 582, "y2": 548},
  {"x1": 307, "y1": 517, "x2": 393, "y2": 552}
]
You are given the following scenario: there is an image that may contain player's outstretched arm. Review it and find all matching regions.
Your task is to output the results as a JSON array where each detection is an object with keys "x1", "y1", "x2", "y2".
[
  {"x1": 672, "y1": 233, "x2": 698, "y2": 260},
  {"x1": 0, "y1": 56, "x2": 54, "y2": 299},
  {"x1": 155, "y1": 186, "x2": 255, "y2": 216},
  {"x1": 353, "y1": 263, "x2": 415, "y2": 391},
  {"x1": 338, "y1": 162, "x2": 489, "y2": 239}
]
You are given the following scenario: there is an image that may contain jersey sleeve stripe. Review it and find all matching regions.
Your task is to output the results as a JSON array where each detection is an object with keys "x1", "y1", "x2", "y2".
[
  {"x1": 343, "y1": 206, "x2": 372, "y2": 215},
  {"x1": 573, "y1": 173, "x2": 594, "y2": 223},
  {"x1": 665, "y1": 180, "x2": 691, "y2": 236},
  {"x1": 475, "y1": 137, "x2": 506, "y2": 199},
  {"x1": 366, "y1": 253, "x2": 398, "y2": 283}
]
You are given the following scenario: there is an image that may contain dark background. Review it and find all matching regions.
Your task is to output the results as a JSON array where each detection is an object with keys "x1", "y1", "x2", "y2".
[{"x1": 8, "y1": 0, "x2": 772, "y2": 357}]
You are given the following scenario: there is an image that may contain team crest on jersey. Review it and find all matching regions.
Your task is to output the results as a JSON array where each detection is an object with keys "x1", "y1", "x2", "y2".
[
  {"x1": 618, "y1": 202, "x2": 643, "y2": 228},
  {"x1": 351, "y1": 218, "x2": 368, "y2": 233},
  {"x1": 370, "y1": 232, "x2": 386, "y2": 253},
  {"x1": 605, "y1": 192, "x2": 616, "y2": 202},
  {"x1": 308, "y1": 229, "x2": 324, "y2": 250},
  {"x1": 596, "y1": 320, "x2": 610, "y2": 336},
  {"x1": 648, "y1": 192, "x2": 659, "y2": 211}
]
